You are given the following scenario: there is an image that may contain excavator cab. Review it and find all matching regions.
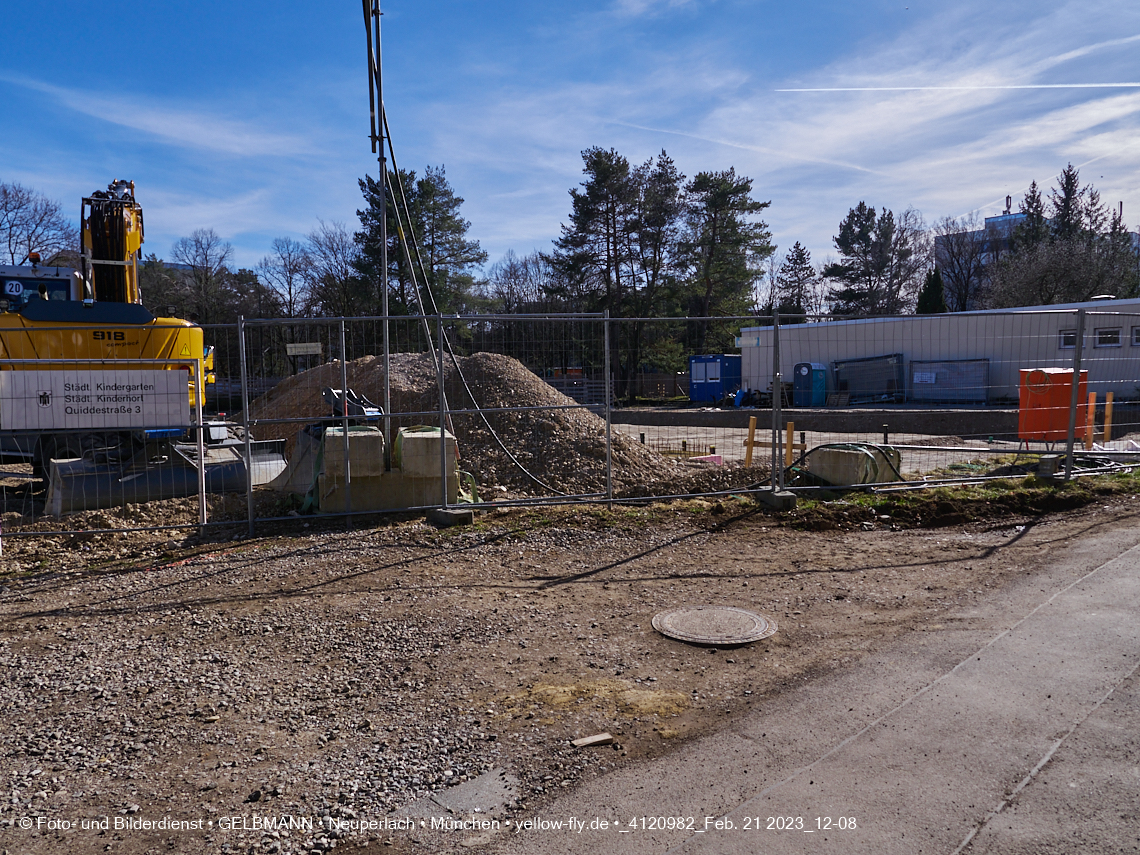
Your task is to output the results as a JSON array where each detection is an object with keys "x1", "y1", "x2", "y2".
[
  {"x1": 0, "y1": 266, "x2": 84, "y2": 311},
  {"x1": 0, "y1": 180, "x2": 287, "y2": 510}
]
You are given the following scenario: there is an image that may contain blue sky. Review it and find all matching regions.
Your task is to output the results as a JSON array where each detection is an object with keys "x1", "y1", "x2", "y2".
[{"x1": 3, "y1": 0, "x2": 1139, "y2": 276}]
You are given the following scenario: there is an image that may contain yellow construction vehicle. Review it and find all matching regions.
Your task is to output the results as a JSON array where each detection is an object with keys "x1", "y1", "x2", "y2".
[{"x1": 0, "y1": 181, "x2": 283, "y2": 512}]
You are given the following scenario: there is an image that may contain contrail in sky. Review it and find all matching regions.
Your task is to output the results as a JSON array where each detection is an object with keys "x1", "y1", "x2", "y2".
[
  {"x1": 778, "y1": 83, "x2": 1140, "y2": 91},
  {"x1": 609, "y1": 120, "x2": 881, "y2": 174}
]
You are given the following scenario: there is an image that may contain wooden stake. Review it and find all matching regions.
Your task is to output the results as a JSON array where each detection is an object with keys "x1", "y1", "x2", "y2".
[
  {"x1": 1085, "y1": 392, "x2": 1096, "y2": 450},
  {"x1": 785, "y1": 421, "x2": 795, "y2": 467},
  {"x1": 744, "y1": 415, "x2": 757, "y2": 467},
  {"x1": 1104, "y1": 392, "x2": 1114, "y2": 443}
]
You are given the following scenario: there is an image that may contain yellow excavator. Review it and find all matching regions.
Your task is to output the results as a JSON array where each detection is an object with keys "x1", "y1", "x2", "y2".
[{"x1": 0, "y1": 180, "x2": 284, "y2": 512}]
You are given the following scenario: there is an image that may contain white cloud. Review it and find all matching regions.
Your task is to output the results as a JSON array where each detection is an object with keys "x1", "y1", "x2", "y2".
[
  {"x1": 388, "y1": 1, "x2": 1135, "y2": 267},
  {"x1": 609, "y1": 121, "x2": 883, "y2": 175},
  {"x1": 1037, "y1": 32, "x2": 1140, "y2": 71},
  {"x1": 610, "y1": 0, "x2": 699, "y2": 16},
  {"x1": 10, "y1": 0, "x2": 1140, "y2": 275},
  {"x1": 0, "y1": 74, "x2": 312, "y2": 158},
  {"x1": 776, "y1": 84, "x2": 1140, "y2": 92},
  {"x1": 681, "y1": 1, "x2": 1140, "y2": 255}
]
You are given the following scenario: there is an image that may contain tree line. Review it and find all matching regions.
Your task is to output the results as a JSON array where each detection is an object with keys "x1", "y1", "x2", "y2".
[
  {"x1": 3, "y1": 159, "x2": 1138, "y2": 367},
  {"x1": 488, "y1": 148, "x2": 776, "y2": 393}
]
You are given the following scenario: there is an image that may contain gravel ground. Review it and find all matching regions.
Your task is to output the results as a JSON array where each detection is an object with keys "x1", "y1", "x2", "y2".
[{"x1": 3, "y1": 495, "x2": 1136, "y2": 855}]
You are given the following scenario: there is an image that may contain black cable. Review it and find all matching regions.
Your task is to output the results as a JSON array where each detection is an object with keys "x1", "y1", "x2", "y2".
[{"x1": 381, "y1": 108, "x2": 565, "y2": 495}]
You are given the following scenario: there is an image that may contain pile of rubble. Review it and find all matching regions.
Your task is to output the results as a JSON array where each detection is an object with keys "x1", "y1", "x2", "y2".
[{"x1": 246, "y1": 352, "x2": 767, "y2": 498}]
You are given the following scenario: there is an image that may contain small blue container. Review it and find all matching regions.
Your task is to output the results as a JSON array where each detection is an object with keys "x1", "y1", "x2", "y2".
[
  {"x1": 689, "y1": 355, "x2": 742, "y2": 403},
  {"x1": 793, "y1": 362, "x2": 828, "y2": 407}
]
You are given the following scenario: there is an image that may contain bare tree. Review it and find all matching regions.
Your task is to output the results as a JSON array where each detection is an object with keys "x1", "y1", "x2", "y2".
[
  {"x1": 306, "y1": 220, "x2": 364, "y2": 317},
  {"x1": 257, "y1": 237, "x2": 313, "y2": 319},
  {"x1": 934, "y1": 213, "x2": 989, "y2": 311},
  {"x1": 989, "y1": 230, "x2": 1139, "y2": 307},
  {"x1": 987, "y1": 168, "x2": 1140, "y2": 307},
  {"x1": 482, "y1": 250, "x2": 562, "y2": 313},
  {"x1": 483, "y1": 250, "x2": 530, "y2": 313},
  {"x1": 171, "y1": 228, "x2": 233, "y2": 324},
  {"x1": 139, "y1": 253, "x2": 191, "y2": 316},
  {"x1": 889, "y1": 207, "x2": 932, "y2": 313},
  {"x1": 0, "y1": 181, "x2": 77, "y2": 265},
  {"x1": 760, "y1": 251, "x2": 782, "y2": 315}
]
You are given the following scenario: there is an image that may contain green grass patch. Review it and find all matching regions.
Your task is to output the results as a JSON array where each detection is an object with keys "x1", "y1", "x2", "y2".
[{"x1": 789, "y1": 469, "x2": 1140, "y2": 531}]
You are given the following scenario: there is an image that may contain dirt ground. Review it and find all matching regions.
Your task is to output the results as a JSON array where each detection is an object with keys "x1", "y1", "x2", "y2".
[{"x1": 2, "y1": 492, "x2": 1138, "y2": 855}]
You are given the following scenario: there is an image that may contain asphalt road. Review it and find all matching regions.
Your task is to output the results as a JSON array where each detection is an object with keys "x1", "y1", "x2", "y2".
[{"x1": 488, "y1": 515, "x2": 1140, "y2": 855}]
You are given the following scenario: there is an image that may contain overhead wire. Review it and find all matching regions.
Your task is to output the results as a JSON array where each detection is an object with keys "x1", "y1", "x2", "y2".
[
  {"x1": 379, "y1": 107, "x2": 569, "y2": 496},
  {"x1": 361, "y1": 5, "x2": 564, "y2": 494}
]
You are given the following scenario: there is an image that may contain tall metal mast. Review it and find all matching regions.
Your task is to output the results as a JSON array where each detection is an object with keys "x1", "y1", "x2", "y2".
[{"x1": 363, "y1": 0, "x2": 391, "y2": 468}]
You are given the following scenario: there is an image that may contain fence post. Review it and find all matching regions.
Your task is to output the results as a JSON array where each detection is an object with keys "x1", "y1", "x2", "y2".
[
  {"x1": 771, "y1": 310, "x2": 783, "y2": 490},
  {"x1": 1064, "y1": 308, "x2": 1086, "y2": 480},
  {"x1": 195, "y1": 360, "x2": 207, "y2": 528},
  {"x1": 237, "y1": 316, "x2": 254, "y2": 537},
  {"x1": 339, "y1": 319, "x2": 352, "y2": 528},
  {"x1": 1086, "y1": 392, "x2": 1096, "y2": 450},
  {"x1": 604, "y1": 311, "x2": 613, "y2": 507},
  {"x1": 438, "y1": 315, "x2": 447, "y2": 509}
]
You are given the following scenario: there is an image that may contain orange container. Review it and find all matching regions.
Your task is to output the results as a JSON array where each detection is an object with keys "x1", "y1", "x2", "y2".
[{"x1": 1018, "y1": 368, "x2": 1087, "y2": 441}]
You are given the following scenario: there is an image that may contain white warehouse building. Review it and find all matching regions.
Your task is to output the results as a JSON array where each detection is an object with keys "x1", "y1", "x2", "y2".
[{"x1": 737, "y1": 297, "x2": 1140, "y2": 405}]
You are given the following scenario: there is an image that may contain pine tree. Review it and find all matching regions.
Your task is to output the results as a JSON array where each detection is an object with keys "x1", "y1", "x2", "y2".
[
  {"x1": 823, "y1": 203, "x2": 929, "y2": 315},
  {"x1": 1013, "y1": 181, "x2": 1049, "y2": 249},
  {"x1": 355, "y1": 165, "x2": 486, "y2": 317},
  {"x1": 775, "y1": 241, "x2": 818, "y2": 318},
  {"x1": 1049, "y1": 164, "x2": 1085, "y2": 241},
  {"x1": 680, "y1": 168, "x2": 774, "y2": 351},
  {"x1": 916, "y1": 268, "x2": 947, "y2": 314},
  {"x1": 994, "y1": 166, "x2": 1134, "y2": 306},
  {"x1": 550, "y1": 147, "x2": 639, "y2": 316}
]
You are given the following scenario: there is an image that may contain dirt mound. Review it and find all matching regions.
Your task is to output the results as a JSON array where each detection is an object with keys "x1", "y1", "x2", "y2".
[{"x1": 246, "y1": 352, "x2": 701, "y2": 496}]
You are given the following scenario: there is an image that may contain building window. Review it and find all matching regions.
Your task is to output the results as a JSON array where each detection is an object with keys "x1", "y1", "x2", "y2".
[
  {"x1": 1094, "y1": 327, "x2": 1122, "y2": 348},
  {"x1": 1132, "y1": 326, "x2": 1140, "y2": 346},
  {"x1": 1059, "y1": 329, "x2": 1079, "y2": 349}
]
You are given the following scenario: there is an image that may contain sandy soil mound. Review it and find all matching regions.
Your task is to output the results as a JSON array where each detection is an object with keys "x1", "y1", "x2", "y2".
[{"x1": 244, "y1": 352, "x2": 748, "y2": 497}]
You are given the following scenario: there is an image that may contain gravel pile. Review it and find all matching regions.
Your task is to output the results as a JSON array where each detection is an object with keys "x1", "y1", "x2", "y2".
[{"x1": 245, "y1": 352, "x2": 716, "y2": 497}]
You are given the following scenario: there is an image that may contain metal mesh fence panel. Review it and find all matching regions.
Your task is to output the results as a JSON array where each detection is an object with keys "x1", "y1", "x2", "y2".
[
  {"x1": 8, "y1": 306, "x2": 1140, "y2": 545},
  {"x1": 738, "y1": 308, "x2": 1139, "y2": 492},
  {"x1": 608, "y1": 316, "x2": 772, "y2": 500},
  {"x1": 1077, "y1": 310, "x2": 1140, "y2": 452},
  {"x1": 0, "y1": 318, "x2": 211, "y2": 540},
  {"x1": 236, "y1": 314, "x2": 612, "y2": 524}
]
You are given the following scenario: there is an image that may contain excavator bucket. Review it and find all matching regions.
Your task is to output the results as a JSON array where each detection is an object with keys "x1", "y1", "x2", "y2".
[{"x1": 45, "y1": 438, "x2": 287, "y2": 515}]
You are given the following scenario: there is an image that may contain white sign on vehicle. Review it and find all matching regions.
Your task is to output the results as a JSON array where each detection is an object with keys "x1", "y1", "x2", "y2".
[
  {"x1": 0, "y1": 370, "x2": 190, "y2": 431},
  {"x1": 286, "y1": 342, "x2": 323, "y2": 356},
  {"x1": 4, "y1": 280, "x2": 24, "y2": 297}
]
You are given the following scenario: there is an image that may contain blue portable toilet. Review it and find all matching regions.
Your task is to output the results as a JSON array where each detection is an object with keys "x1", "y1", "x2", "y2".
[
  {"x1": 793, "y1": 362, "x2": 828, "y2": 407},
  {"x1": 689, "y1": 355, "x2": 742, "y2": 403}
]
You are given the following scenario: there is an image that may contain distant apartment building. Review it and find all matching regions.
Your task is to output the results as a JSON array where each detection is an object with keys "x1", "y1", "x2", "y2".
[{"x1": 932, "y1": 201, "x2": 1023, "y2": 312}]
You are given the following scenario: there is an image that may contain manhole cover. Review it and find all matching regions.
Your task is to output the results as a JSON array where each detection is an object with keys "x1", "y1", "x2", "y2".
[{"x1": 652, "y1": 606, "x2": 777, "y2": 645}]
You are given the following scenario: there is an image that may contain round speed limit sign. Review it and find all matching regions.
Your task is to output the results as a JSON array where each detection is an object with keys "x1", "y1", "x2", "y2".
[{"x1": 4, "y1": 280, "x2": 25, "y2": 298}]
